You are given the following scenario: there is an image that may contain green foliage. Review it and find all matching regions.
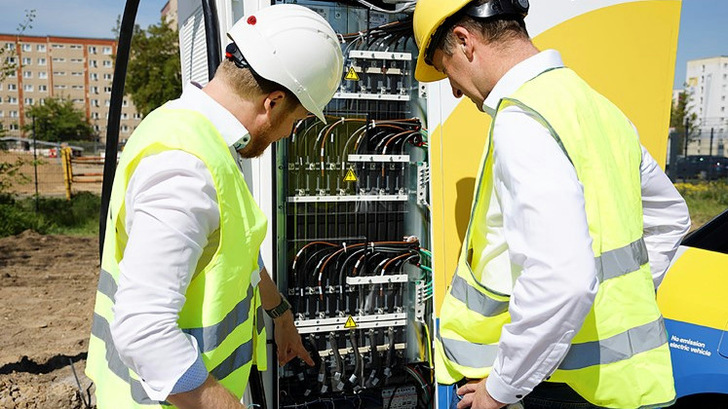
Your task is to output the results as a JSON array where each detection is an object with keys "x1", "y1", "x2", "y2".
[
  {"x1": 674, "y1": 181, "x2": 728, "y2": 230},
  {"x1": 23, "y1": 97, "x2": 97, "y2": 142},
  {"x1": 0, "y1": 9, "x2": 36, "y2": 82},
  {"x1": 0, "y1": 192, "x2": 100, "y2": 237},
  {"x1": 0, "y1": 156, "x2": 30, "y2": 194},
  {"x1": 670, "y1": 90, "x2": 698, "y2": 154},
  {"x1": 126, "y1": 17, "x2": 182, "y2": 116}
]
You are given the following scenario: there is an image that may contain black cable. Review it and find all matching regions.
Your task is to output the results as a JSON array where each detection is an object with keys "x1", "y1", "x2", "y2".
[
  {"x1": 201, "y1": 0, "x2": 221, "y2": 81},
  {"x1": 99, "y1": 0, "x2": 139, "y2": 257}
]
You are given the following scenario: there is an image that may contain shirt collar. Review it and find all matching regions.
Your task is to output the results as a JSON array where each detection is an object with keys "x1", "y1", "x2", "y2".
[
  {"x1": 482, "y1": 49, "x2": 565, "y2": 116},
  {"x1": 175, "y1": 82, "x2": 251, "y2": 149}
]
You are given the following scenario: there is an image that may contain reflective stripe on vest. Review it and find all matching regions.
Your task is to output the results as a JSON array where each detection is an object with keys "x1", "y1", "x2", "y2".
[
  {"x1": 97, "y1": 268, "x2": 256, "y2": 354},
  {"x1": 450, "y1": 237, "x2": 649, "y2": 318},
  {"x1": 439, "y1": 315, "x2": 668, "y2": 371}
]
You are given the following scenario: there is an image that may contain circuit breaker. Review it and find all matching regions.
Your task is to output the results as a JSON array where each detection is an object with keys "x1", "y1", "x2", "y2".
[{"x1": 273, "y1": 1, "x2": 434, "y2": 408}]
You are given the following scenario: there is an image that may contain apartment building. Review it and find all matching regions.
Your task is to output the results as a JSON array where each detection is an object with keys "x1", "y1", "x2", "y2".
[
  {"x1": 684, "y1": 56, "x2": 728, "y2": 156},
  {"x1": 0, "y1": 34, "x2": 142, "y2": 143}
]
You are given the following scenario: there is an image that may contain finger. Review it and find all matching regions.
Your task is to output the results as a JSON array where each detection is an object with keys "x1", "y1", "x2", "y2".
[
  {"x1": 457, "y1": 383, "x2": 478, "y2": 395},
  {"x1": 279, "y1": 348, "x2": 295, "y2": 366},
  {"x1": 297, "y1": 346, "x2": 314, "y2": 366},
  {"x1": 457, "y1": 392, "x2": 474, "y2": 409}
]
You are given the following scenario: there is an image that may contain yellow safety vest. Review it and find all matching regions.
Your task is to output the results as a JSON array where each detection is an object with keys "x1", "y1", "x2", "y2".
[
  {"x1": 435, "y1": 68, "x2": 675, "y2": 409},
  {"x1": 86, "y1": 106, "x2": 268, "y2": 408}
]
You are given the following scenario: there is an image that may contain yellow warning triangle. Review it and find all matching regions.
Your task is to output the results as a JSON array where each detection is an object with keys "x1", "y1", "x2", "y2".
[
  {"x1": 343, "y1": 168, "x2": 358, "y2": 182},
  {"x1": 345, "y1": 66, "x2": 360, "y2": 81},
  {"x1": 344, "y1": 315, "x2": 357, "y2": 329}
]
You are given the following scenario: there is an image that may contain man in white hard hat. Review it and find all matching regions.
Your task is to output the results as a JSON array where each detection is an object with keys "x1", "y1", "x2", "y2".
[
  {"x1": 86, "y1": 4, "x2": 344, "y2": 409},
  {"x1": 413, "y1": 0, "x2": 689, "y2": 409}
]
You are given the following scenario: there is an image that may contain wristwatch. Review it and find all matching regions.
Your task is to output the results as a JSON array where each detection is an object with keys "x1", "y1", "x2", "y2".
[{"x1": 265, "y1": 293, "x2": 291, "y2": 319}]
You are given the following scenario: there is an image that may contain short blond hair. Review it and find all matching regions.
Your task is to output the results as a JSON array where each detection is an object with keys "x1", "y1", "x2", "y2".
[{"x1": 215, "y1": 59, "x2": 300, "y2": 110}]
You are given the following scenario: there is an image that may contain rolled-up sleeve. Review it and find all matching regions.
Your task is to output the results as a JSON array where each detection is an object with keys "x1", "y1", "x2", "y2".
[{"x1": 110, "y1": 150, "x2": 219, "y2": 400}]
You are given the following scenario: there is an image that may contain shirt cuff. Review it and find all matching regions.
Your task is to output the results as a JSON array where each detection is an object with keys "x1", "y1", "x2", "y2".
[
  {"x1": 169, "y1": 353, "x2": 208, "y2": 395},
  {"x1": 251, "y1": 253, "x2": 264, "y2": 287},
  {"x1": 486, "y1": 371, "x2": 528, "y2": 405}
]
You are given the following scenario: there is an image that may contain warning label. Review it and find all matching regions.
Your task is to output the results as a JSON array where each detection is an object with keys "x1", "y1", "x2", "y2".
[
  {"x1": 345, "y1": 66, "x2": 360, "y2": 81},
  {"x1": 344, "y1": 316, "x2": 357, "y2": 329},
  {"x1": 344, "y1": 168, "x2": 358, "y2": 182}
]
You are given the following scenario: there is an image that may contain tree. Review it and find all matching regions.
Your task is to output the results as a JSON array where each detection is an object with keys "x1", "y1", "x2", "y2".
[
  {"x1": 0, "y1": 9, "x2": 35, "y2": 82},
  {"x1": 670, "y1": 90, "x2": 698, "y2": 155},
  {"x1": 23, "y1": 97, "x2": 96, "y2": 142},
  {"x1": 125, "y1": 17, "x2": 182, "y2": 117}
]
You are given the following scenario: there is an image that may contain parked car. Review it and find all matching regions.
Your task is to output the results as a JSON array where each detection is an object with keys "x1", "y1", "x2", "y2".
[{"x1": 673, "y1": 155, "x2": 728, "y2": 180}]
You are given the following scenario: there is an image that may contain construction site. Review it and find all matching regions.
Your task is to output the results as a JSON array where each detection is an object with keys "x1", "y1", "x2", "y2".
[{"x1": 1, "y1": 0, "x2": 728, "y2": 408}]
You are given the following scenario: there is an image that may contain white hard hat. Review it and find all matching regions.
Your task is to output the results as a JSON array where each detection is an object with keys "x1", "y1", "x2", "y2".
[{"x1": 227, "y1": 4, "x2": 344, "y2": 124}]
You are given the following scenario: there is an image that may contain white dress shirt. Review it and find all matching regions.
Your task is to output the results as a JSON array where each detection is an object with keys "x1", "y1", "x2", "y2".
[
  {"x1": 474, "y1": 50, "x2": 691, "y2": 403},
  {"x1": 110, "y1": 83, "x2": 256, "y2": 400}
]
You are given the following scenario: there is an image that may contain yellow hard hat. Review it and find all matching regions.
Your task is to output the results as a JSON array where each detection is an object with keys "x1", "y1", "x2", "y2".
[
  {"x1": 414, "y1": 0, "x2": 530, "y2": 83},
  {"x1": 413, "y1": 0, "x2": 473, "y2": 83}
]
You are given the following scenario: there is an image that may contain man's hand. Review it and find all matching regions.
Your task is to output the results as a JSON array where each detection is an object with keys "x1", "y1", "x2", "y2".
[
  {"x1": 167, "y1": 375, "x2": 245, "y2": 409},
  {"x1": 456, "y1": 378, "x2": 505, "y2": 409},
  {"x1": 273, "y1": 310, "x2": 314, "y2": 367}
]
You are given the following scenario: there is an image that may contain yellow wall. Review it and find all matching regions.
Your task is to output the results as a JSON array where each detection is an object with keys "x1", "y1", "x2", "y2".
[{"x1": 431, "y1": 1, "x2": 682, "y2": 314}]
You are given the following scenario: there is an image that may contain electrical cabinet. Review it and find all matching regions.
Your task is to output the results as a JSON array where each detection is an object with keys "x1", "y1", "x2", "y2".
[{"x1": 272, "y1": 2, "x2": 433, "y2": 408}]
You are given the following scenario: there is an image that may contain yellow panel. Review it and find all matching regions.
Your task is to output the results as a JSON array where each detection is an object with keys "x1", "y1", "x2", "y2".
[
  {"x1": 657, "y1": 247, "x2": 728, "y2": 331},
  {"x1": 431, "y1": 1, "x2": 681, "y2": 315}
]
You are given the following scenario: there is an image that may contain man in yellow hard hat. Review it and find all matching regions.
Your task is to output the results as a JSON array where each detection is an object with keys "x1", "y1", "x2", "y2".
[
  {"x1": 413, "y1": 1, "x2": 690, "y2": 409},
  {"x1": 86, "y1": 4, "x2": 344, "y2": 408}
]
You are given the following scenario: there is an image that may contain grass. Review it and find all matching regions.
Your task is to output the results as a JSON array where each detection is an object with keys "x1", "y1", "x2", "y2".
[
  {"x1": 674, "y1": 181, "x2": 728, "y2": 231},
  {"x1": 0, "y1": 192, "x2": 100, "y2": 238}
]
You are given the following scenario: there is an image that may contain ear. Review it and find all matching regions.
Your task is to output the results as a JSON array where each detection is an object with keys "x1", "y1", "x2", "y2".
[
  {"x1": 451, "y1": 25, "x2": 475, "y2": 61},
  {"x1": 263, "y1": 90, "x2": 287, "y2": 116}
]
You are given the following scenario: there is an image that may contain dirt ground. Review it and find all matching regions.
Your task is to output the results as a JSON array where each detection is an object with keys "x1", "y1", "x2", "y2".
[{"x1": 0, "y1": 230, "x2": 99, "y2": 409}]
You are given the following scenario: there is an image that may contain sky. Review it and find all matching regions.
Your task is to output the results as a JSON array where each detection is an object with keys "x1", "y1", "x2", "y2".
[{"x1": 0, "y1": 0, "x2": 725, "y2": 89}]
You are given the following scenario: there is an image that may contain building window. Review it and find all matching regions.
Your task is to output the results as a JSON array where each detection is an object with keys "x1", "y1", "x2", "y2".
[
  {"x1": 23, "y1": 71, "x2": 32, "y2": 78},
  {"x1": 52, "y1": 57, "x2": 65, "y2": 62},
  {"x1": 22, "y1": 57, "x2": 31, "y2": 65},
  {"x1": 21, "y1": 43, "x2": 31, "y2": 52},
  {"x1": 89, "y1": 46, "x2": 97, "y2": 54},
  {"x1": 5, "y1": 43, "x2": 15, "y2": 50},
  {"x1": 37, "y1": 44, "x2": 46, "y2": 52},
  {"x1": 104, "y1": 86, "x2": 111, "y2": 93},
  {"x1": 72, "y1": 98, "x2": 83, "y2": 104},
  {"x1": 121, "y1": 125, "x2": 129, "y2": 133},
  {"x1": 133, "y1": 112, "x2": 142, "y2": 119},
  {"x1": 103, "y1": 47, "x2": 112, "y2": 55},
  {"x1": 6, "y1": 70, "x2": 15, "y2": 78},
  {"x1": 52, "y1": 44, "x2": 64, "y2": 49},
  {"x1": 9, "y1": 123, "x2": 19, "y2": 131},
  {"x1": 70, "y1": 44, "x2": 82, "y2": 49},
  {"x1": 103, "y1": 60, "x2": 112, "y2": 67},
  {"x1": 71, "y1": 58, "x2": 83, "y2": 63},
  {"x1": 93, "y1": 125, "x2": 100, "y2": 132},
  {"x1": 103, "y1": 73, "x2": 112, "y2": 80},
  {"x1": 0, "y1": 111, "x2": 3, "y2": 117},
  {"x1": 5, "y1": 56, "x2": 16, "y2": 64},
  {"x1": 122, "y1": 99, "x2": 128, "y2": 107},
  {"x1": 90, "y1": 60, "x2": 97, "y2": 68},
  {"x1": 38, "y1": 57, "x2": 46, "y2": 65},
  {"x1": 90, "y1": 73, "x2": 98, "y2": 81},
  {"x1": 38, "y1": 85, "x2": 47, "y2": 92},
  {"x1": 92, "y1": 112, "x2": 99, "y2": 119},
  {"x1": 8, "y1": 97, "x2": 17, "y2": 104},
  {"x1": 71, "y1": 72, "x2": 83, "y2": 76},
  {"x1": 54, "y1": 84, "x2": 67, "y2": 89},
  {"x1": 23, "y1": 84, "x2": 33, "y2": 92},
  {"x1": 122, "y1": 112, "x2": 128, "y2": 119},
  {"x1": 38, "y1": 71, "x2": 47, "y2": 79},
  {"x1": 24, "y1": 97, "x2": 34, "y2": 105},
  {"x1": 53, "y1": 71, "x2": 66, "y2": 76},
  {"x1": 105, "y1": 99, "x2": 110, "y2": 107},
  {"x1": 90, "y1": 86, "x2": 98, "y2": 94},
  {"x1": 10, "y1": 110, "x2": 18, "y2": 117},
  {"x1": 92, "y1": 99, "x2": 99, "y2": 107},
  {"x1": 8, "y1": 83, "x2": 17, "y2": 91},
  {"x1": 71, "y1": 85, "x2": 84, "y2": 89}
]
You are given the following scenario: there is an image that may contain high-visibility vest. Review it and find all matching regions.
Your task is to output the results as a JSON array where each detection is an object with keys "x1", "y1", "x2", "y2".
[
  {"x1": 86, "y1": 106, "x2": 268, "y2": 408},
  {"x1": 435, "y1": 68, "x2": 675, "y2": 409}
]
